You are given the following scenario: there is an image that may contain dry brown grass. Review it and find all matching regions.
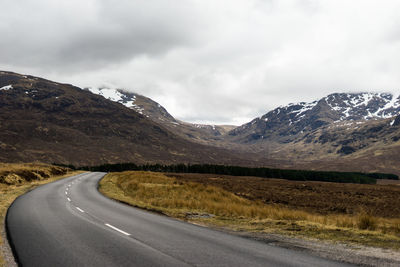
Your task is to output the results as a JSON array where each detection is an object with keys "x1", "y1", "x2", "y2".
[
  {"x1": 167, "y1": 173, "x2": 400, "y2": 218},
  {"x1": 99, "y1": 171, "x2": 400, "y2": 250},
  {"x1": 0, "y1": 163, "x2": 81, "y2": 267},
  {"x1": 0, "y1": 163, "x2": 68, "y2": 185}
]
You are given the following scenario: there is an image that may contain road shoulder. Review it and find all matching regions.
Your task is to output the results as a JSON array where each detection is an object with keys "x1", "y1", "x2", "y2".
[{"x1": 210, "y1": 225, "x2": 400, "y2": 267}]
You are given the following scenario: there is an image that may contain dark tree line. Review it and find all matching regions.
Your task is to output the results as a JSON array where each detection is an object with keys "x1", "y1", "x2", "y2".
[{"x1": 54, "y1": 163, "x2": 399, "y2": 184}]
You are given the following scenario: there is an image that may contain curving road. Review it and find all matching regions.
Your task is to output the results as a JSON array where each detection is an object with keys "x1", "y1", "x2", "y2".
[{"x1": 6, "y1": 172, "x2": 352, "y2": 266}]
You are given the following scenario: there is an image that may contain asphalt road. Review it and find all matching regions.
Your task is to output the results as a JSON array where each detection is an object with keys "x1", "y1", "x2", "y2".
[{"x1": 7, "y1": 172, "x2": 353, "y2": 267}]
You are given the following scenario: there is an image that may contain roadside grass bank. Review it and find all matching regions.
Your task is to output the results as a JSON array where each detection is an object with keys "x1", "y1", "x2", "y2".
[
  {"x1": 0, "y1": 163, "x2": 81, "y2": 267},
  {"x1": 99, "y1": 171, "x2": 400, "y2": 251}
]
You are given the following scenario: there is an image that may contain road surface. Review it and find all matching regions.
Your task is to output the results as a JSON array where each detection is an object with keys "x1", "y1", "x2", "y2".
[{"x1": 7, "y1": 172, "x2": 352, "y2": 266}]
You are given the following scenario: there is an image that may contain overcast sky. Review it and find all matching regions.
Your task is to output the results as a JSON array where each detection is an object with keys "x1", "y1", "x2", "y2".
[{"x1": 1, "y1": 0, "x2": 400, "y2": 125}]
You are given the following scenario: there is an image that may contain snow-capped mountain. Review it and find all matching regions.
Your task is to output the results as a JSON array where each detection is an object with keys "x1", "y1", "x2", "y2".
[
  {"x1": 229, "y1": 93, "x2": 400, "y2": 143},
  {"x1": 225, "y1": 92, "x2": 400, "y2": 175},
  {"x1": 85, "y1": 87, "x2": 177, "y2": 123}
]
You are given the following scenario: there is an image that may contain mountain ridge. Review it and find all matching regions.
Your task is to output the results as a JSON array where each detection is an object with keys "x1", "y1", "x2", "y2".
[{"x1": 2, "y1": 70, "x2": 400, "y2": 175}]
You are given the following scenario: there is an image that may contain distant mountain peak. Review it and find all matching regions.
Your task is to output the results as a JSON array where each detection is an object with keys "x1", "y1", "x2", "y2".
[{"x1": 324, "y1": 92, "x2": 400, "y2": 121}]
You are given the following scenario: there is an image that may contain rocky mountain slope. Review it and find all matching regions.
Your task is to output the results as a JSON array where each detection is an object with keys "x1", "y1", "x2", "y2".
[
  {"x1": 0, "y1": 71, "x2": 257, "y2": 166},
  {"x1": 85, "y1": 87, "x2": 235, "y2": 145}
]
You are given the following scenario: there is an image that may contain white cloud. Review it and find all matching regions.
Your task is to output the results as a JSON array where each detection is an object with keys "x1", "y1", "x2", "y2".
[{"x1": 1, "y1": 0, "x2": 400, "y2": 125}]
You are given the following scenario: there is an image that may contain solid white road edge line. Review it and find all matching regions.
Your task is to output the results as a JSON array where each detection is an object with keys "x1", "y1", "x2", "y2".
[
  {"x1": 76, "y1": 207, "x2": 85, "y2": 213},
  {"x1": 105, "y1": 223, "x2": 131, "y2": 236}
]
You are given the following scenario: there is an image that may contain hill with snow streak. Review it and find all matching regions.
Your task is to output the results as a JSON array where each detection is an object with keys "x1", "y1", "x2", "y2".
[{"x1": 85, "y1": 87, "x2": 236, "y2": 145}]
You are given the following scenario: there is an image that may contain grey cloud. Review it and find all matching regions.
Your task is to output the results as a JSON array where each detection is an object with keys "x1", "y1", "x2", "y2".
[
  {"x1": 0, "y1": 0, "x2": 206, "y2": 70},
  {"x1": 2, "y1": 0, "x2": 400, "y2": 125}
]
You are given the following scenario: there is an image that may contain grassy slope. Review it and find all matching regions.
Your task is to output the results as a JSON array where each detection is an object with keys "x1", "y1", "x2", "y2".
[
  {"x1": 0, "y1": 163, "x2": 82, "y2": 267},
  {"x1": 99, "y1": 171, "x2": 400, "y2": 250}
]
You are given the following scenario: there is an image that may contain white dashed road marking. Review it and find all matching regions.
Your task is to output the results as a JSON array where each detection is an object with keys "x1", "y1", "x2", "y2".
[
  {"x1": 76, "y1": 207, "x2": 85, "y2": 213},
  {"x1": 105, "y1": 223, "x2": 131, "y2": 236}
]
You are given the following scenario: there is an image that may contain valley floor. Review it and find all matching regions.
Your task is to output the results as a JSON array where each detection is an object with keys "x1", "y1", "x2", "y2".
[{"x1": 99, "y1": 171, "x2": 400, "y2": 266}]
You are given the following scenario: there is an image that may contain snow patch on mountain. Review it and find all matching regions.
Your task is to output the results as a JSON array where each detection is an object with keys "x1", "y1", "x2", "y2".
[
  {"x1": 0, "y1": 85, "x2": 13, "y2": 91},
  {"x1": 86, "y1": 87, "x2": 137, "y2": 109},
  {"x1": 286, "y1": 101, "x2": 318, "y2": 122},
  {"x1": 87, "y1": 87, "x2": 124, "y2": 102}
]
